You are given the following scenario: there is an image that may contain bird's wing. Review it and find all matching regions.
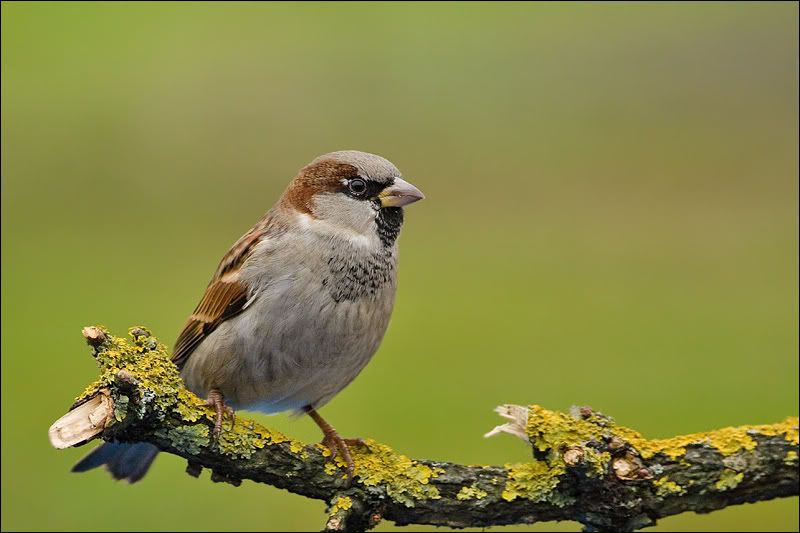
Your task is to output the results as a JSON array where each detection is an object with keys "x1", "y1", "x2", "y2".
[{"x1": 172, "y1": 222, "x2": 271, "y2": 370}]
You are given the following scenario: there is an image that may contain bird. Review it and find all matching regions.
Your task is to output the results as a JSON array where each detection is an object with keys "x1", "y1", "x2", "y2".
[{"x1": 72, "y1": 150, "x2": 424, "y2": 483}]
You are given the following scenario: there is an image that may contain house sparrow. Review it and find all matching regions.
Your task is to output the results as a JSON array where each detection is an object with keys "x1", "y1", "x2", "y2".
[{"x1": 73, "y1": 150, "x2": 424, "y2": 482}]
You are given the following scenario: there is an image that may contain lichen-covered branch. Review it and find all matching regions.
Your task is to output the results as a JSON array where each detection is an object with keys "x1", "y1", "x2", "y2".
[{"x1": 50, "y1": 327, "x2": 799, "y2": 532}]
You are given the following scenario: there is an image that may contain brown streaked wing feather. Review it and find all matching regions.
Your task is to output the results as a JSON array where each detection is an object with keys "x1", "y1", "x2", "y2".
[
  {"x1": 172, "y1": 278, "x2": 249, "y2": 370},
  {"x1": 172, "y1": 223, "x2": 271, "y2": 370}
]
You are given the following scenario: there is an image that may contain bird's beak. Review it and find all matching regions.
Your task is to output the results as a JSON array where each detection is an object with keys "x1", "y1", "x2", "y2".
[{"x1": 378, "y1": 178, "x2": 425, "y2": 208}]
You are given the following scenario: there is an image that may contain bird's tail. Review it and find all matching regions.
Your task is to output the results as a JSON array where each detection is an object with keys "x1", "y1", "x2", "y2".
[{"x1": 72, "y1": 442, "x2": 159, "y2": 483}]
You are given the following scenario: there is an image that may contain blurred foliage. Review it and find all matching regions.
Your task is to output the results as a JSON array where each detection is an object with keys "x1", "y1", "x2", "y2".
[{"x1": 2, "y1": 2, "x2": 797, "y2": 531}]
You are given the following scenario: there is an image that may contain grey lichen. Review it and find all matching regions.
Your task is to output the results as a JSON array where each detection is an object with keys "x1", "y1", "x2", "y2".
[{"x1": 156, "y1": 425, "x2": 210, "y2": 456}]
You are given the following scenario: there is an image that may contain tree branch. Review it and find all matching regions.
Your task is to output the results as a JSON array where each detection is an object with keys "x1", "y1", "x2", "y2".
[{"x1": 49, "y1": 327, "x2": 799, "y2": 532}]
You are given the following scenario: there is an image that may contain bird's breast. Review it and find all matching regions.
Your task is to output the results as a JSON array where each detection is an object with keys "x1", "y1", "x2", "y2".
[
  {"x1": 181, "y1": 234, "x2": 399, "y2": 413},
  {"x1": 323, "y1": 247, "x2": 396, "y2": 303}
]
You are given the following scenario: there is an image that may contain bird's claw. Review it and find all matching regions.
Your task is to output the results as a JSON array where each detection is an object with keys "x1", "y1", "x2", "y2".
[
  {"x1": 343, "y1": 437, "x2": 367, "y2": 448},
  {"x1": 306, "y1": 408, "x2": 365, "y2": 486},
  {"x1": 321, "y1": 434, "x2": 364, "y2": 485},
  {"x1": 199, "y1": 389, "x2": 235, "y2": 439}
]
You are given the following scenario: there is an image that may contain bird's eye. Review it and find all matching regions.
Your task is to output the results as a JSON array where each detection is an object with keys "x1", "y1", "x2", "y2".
[{"x1": 348, "y1": 178, "x2": 367, "y2": 196}]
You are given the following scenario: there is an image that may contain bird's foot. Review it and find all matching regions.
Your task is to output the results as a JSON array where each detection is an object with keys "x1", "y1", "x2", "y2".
[
  {"x1": 342, "y1": 437, "x2": 368, "y2": 449},
  {"x1": 199, "y1": 389, "x2": 235, "y2": 439},
  {"x1": 306, "y1": 407, "x2": 367, "y2": 485},
  {"x1": 320, "y1": 432, "x2": 365, "y2": 484}
]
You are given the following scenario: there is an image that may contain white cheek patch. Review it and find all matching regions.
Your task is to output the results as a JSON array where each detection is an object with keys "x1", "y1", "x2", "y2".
[{"x1": 294, "y1": 199, "x2": 379, "y2": 248}]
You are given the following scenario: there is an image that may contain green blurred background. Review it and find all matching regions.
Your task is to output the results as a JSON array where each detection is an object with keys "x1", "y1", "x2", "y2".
[{"x1": 2, "y1": 2, "x2": 798, "y2": 531}]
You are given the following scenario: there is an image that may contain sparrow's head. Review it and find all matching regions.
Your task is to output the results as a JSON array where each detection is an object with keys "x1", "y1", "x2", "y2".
[{"x1": 282, "y1": 150, "x2": 424, "y2": 246}]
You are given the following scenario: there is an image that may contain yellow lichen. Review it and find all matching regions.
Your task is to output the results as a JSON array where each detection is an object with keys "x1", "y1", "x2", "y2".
[
  {"x1": 514, "y1": 404, "x2": 797, "y2": 503},
  {"x1": 784, "y1": 450, "x2": 798, "y2": 465},
  {"x1": 217, "y1": 424, "x2": 271, "y2": 458},
  {"x1": 317, "y1": 443, "x2": 333, "y2": 458},
  {"x1": 502, "y1": 460, "x2": 565, "y2": 503},
  {"x1": 502, "y1": 406, "x2": 617, "y2": 503},
  {"x1": 523, "y1": 407, "x2": 611, "y2": 477},
  {"x1": 289, "y1": 440, "x2": 306, "y2": 455},
  {"x1": 347, "y1": 440, "x2": 442, "y2": 507},
  {"x1": 755, "y1": 417, "x2": 799, "y2": 446},
  {"x1": 653, "y1": 476, "x2": 685, "y2": 496},
  {"x1": 715, "y1": 469, "x2": 744, "y2": 491},
  {"x1": 526, "y1": 406, "x2": 604, "y2": 453},
  {"x1": 456, "y1": 484, "x2": 488, "y2": 500},
  {"x1": 212, "y1": 417, "x2": 295, "y2": 459},
  {"x1": 637, "y1": 427, "x2": 757, "y2": 459},
  {"x1": 329, "y1": 495, "x2": 353, "y2": 515},
  {"x1": 632, "y1": 418, "x2": 798, "y2": 459},
  {"x1": 524, "y1": 405, "x2": 799, "y2": 462},
  {"x1": 175, "y1": 389, "x2": 205, "y2": 422},
  {"x1": 76, "y1": 326, "x2": 197, "y2": 420}
]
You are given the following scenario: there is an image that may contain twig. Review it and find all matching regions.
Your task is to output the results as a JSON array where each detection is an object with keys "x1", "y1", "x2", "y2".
[{"x1": 49, "y1": 327, "x2": 799, "y2": 532}]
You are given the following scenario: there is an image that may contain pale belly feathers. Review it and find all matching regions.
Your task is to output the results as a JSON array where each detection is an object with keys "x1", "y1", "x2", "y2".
[{"x1": 180, "y1": 230, "x2": 398, "y2": 414}]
